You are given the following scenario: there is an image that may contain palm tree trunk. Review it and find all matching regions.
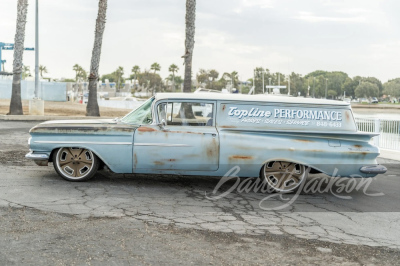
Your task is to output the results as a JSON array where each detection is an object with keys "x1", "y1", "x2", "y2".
[
  {"x1": 172, "y1": 72, "x2": 175, "y2": 91},
  {"x1": 183, "y1": 0, "x2": 196, "y2": 93},
  {"x1": 9, "y1": 0, "x2": 29, "y2": 115},
  {"x1": 86, "y1": 0, "x2": 107, "y2": 117}
]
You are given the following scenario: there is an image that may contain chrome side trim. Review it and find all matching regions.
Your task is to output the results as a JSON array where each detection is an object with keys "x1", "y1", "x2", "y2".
[
  {"x1": 135, "y1": 143, "x2": 192, "y2": 147},
  {"x1": 34, "y1": 141, "x2": 132, "y2": 145}
]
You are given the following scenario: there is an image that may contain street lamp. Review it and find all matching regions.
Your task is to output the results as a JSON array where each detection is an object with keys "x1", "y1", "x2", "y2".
[
  {"x1": 325, "y1": 78, "x2": 328, "y2": 99},
  {"x1": 312, "y1": 77, "x2": 315, "y2": 98},
  {"x1": 208, "y1": 76, "x2": 213, "y2": 89},
  {"x1": 35, "y1": 0, "x2": 39, "y2": 98},
  {"x1": 262, "y1": 70, "x2": 265, "y2": 94},
  {"x1": 268, "y1": 78, "x2": 271, "y2": 94}
]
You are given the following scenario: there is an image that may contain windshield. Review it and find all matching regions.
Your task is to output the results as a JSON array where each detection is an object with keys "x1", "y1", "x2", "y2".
[{"x1": 120, "y1": 97, "x2": 154, "y2": 124}]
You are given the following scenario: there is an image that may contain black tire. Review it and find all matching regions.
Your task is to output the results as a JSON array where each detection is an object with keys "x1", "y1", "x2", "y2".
[{"x1": 53, "y1": 147, "x2": 99, "y2": 182}]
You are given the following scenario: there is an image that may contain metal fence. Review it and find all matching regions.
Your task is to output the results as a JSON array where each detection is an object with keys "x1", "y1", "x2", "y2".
[{"x1": 355, "y1": 117, "x2": 400, "y2": 151}]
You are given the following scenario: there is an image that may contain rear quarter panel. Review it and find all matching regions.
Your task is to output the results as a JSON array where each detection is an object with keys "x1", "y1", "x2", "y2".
[{"x1": 216, "y1": 101, "x2": 379, "y2": 178}]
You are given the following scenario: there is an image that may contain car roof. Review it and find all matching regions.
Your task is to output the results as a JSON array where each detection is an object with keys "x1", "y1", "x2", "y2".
[{"x1": 155, "y1": 93, "x2": 349, "y2": 106}]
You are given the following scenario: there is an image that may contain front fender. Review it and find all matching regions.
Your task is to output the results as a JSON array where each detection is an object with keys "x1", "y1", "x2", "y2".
[{"x1": 29, "y1": 133, "x2": 134, "y2": 173}]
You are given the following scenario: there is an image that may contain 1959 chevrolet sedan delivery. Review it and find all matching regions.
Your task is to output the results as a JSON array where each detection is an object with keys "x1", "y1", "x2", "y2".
[{"x1": 26, "y1": 93, "x2": 386, "y2": 192}]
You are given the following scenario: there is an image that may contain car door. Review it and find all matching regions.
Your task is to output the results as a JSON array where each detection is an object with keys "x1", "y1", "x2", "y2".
[{"x1": 133, "y1": 100, "x2": 219, "y2": 171}]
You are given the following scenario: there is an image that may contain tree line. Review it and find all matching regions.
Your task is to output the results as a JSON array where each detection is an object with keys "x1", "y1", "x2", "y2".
[{"x1": 67, "y1": 64, "x2": 400, "y2": 99}]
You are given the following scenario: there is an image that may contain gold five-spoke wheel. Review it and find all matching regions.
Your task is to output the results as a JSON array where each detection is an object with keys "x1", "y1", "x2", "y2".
[
  {"x1": 53, "y1": 147, "x2": 99, "y2": 181},
  {"x1": 263, "y1": 161, "x2": 307, "y2": 192}
]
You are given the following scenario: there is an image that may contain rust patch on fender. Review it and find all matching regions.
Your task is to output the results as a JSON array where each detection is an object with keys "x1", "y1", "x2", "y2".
[
  {"x1": 154, "y1": 161, "x2": 165, "y2": 165},
  {"x1": 184, "y1": 131, "x2": 202, "y2": 135},
  {"x1": 167, "y1": 159, "x2": 176, "y2": 162},
  {"x1": 220, "y1": 125, "x2": 237, "y2": 129},
  {"x1": 229, "y1": 155, "x2": 253, "y2": 160},
  {"x1": 294, "y1": 139, "x2": 314, "y2": 143},
  {"x1": 354, "y1": 145, "x2": 362, "y2": 148},
  {"x1": 134, "y1": 153, "x2": 138, "y2": 167},
  {"x1": 138, "y1": 127, "x2": 157, "y2": 132},
  {"x1": 222, "y1": 105, "x2": 226, "y2": 111},
  {"x1": 345, "y1": 111, "x2": 350, "y2": 121}
]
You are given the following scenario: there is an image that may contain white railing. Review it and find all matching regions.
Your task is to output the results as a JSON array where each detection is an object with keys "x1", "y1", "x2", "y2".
[{"x1": 355, "y1": 117, "x2": 400, "y2": 151}]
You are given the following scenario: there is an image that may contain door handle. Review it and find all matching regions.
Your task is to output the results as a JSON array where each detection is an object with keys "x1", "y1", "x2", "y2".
[{"x1": 203, "y1": 132, "x2": 217, "y2": 137}]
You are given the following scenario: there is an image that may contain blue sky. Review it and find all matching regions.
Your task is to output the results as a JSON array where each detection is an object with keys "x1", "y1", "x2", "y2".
[{"x1": 1, "y1": 0, "x2": 399, "y2": 82}]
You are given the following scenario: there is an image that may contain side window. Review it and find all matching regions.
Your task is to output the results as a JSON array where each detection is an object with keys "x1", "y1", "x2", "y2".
[{"x1": 158, "y1": 102, "x2": 214, "y2": 126}]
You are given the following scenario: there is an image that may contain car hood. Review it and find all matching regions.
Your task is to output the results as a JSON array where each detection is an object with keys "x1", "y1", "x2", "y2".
[{"x1": 30, "y1": 119, "x2": 138, "y2": 134}]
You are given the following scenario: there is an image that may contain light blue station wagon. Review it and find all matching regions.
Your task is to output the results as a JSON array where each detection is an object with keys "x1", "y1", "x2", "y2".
[{"x1": 26, "y1": 93, "x2": 386, "y2": 192}]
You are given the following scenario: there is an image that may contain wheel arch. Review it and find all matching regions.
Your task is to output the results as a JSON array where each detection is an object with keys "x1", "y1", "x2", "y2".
[
  {"x1": 258, "y1": 157, "x2": 321, "y2": 178},
  {"x1": 49, "y1": 146, "x2": 108, "y2": 170}
]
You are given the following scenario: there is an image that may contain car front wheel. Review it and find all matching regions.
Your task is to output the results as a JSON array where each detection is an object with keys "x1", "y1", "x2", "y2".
[{"x1": 53, "y1": 147, "x2": 99, "y2": 181}]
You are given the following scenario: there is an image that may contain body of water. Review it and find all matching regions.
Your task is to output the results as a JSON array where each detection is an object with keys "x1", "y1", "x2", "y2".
[{"x1": 352, "y1": 108, "x2": 400, "y2": 120}]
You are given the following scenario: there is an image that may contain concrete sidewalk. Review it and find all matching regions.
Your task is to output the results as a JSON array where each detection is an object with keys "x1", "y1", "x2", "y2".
[{"x1": 379, "y1": 149, "x2": 400, "y2": 162}]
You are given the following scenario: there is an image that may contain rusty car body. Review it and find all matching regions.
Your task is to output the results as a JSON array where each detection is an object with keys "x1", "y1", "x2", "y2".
[{"x1": 26, "y1": 93, "x2": 386, "y2": 192}]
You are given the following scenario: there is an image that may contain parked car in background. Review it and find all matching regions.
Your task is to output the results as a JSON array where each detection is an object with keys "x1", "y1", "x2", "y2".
[
  {"x1": 26, "y1": 93, "x2": 386, "y2": 192},
  {"x1": 371, "y1": 97, "x2": 378, "y2": 104},
  {"x1": 360, "y1": 98, "x2": 370, "y2": 104}
]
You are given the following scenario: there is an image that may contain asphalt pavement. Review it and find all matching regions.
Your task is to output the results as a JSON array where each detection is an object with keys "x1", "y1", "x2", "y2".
[{"x1": 0, "y1": 120, "x2": 399, "y2": 265}]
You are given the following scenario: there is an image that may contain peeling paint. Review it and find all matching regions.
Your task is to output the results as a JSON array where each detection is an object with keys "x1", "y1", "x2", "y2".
[
  {"x1": 229, "y1": 155, "x2": 253, "y2": 160},
  {"x1": 220, "y1": 125, "x2": 237, "y2": 129},
  {"x1": 294, "y1": 139, "x2": 314, "y2": 143},
  {"x1": 138, "y1": 127, "x2": 157, "y2": 132}
]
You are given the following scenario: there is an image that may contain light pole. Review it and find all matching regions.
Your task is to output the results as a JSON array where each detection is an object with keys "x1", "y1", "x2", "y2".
[
  {"x1": 253, "y1": 69, "x2": 255, "y2": 94},
  {"x1": 325, "y1": 78, "x2": 328, "y2": 99},
  {"x1": 312, "y1": 77, "x2": 315, "y2": 98},
  {"x1": 262, "y1": 70, "x2": 265, "y2": 94},
  {"x1": 268, "y1": 78, "x2": 271, "y2": 94},
  {"x1": 35, "y1": 0, "x2": 39, "y2": 98}
]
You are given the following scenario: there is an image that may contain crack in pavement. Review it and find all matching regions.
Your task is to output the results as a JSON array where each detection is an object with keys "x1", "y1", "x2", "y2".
[{"x1": 0, "y1": 165, "x2": 399, "y2": 250}]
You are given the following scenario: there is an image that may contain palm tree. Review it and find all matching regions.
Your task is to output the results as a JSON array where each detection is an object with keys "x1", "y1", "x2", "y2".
[
  {"x1": 22, "y1": 65, "x2": 30, "y2": 79},
  {"x1": 39, "y1": 65, "x2": 47, "y2": 78},
  {"x1": 73, "y1": 64, "x2": 81, "y2": 82},
  {"x1": 150, "y1": 62, "x2": 161, "y2": 74},
  {"x1": 131, "y1": 65, "x2": 140, "y2": 78},
  {"x1": 182, "y1": 0, "x2": 196, "y2": 92},
  {"x1": 115, "y1": 66, "x2": 124, "y2": 90},
  {"x1": 208, "y1": 69, "x2": 219, "y2": 89},
  {"x1": 168, "y1": 64, "x2": 179, "y2": 91},
  {"x1": 131, "y1": 65, "x2": 140, "y2": 89},
  {"x1": 9, "y1": 0, "x2": 29, "y2": 115},
  {"x1": 86, "y1": 0, "x2": 107, "y2": 117}
]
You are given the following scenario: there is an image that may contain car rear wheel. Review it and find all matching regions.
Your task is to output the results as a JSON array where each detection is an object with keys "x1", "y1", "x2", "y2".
[
  {"x1": 262, "y1": 161, "x2": 307, "y2": 193},
  {"x1": 53, "y1": 147, "x2": 99, "y2": 182}
]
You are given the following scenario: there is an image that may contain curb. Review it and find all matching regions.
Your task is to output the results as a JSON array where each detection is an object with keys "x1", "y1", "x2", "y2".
[{"x1": 0, "y1": 115, "x2": 115, "y2": 121}]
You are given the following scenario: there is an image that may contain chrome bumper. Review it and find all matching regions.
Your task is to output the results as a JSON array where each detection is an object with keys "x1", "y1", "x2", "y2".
[
  {"x1": 360, "y1": 165, "x2": 387, "y2": 175},
  {"x1": 25, "y1": 152, "x2": 49, "y2": 166}
]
